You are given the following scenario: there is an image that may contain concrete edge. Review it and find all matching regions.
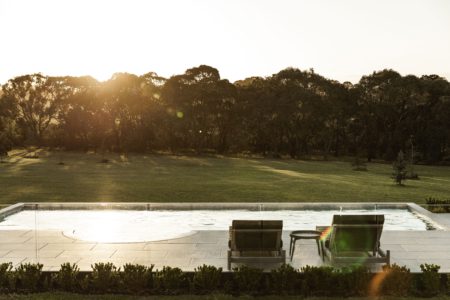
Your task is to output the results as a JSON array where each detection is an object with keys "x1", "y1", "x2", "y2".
[
  {"x1": 0, "y1": 203, "x2": 25, "y2": 220},
  {"x1": 407, "y1": 202, "x2": 449, "y2": 230},
  {"x1": 16, "y1": 202, "x2": 410, "y2": 211}
]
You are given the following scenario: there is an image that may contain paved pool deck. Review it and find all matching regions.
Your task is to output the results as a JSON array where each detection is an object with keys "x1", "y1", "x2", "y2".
[
  {"x1": 1, "y1": 203, "x2": 449, "y2": 273},
  {"x1": 1, "y1": 226, "x2": 450, "y2": 272}
]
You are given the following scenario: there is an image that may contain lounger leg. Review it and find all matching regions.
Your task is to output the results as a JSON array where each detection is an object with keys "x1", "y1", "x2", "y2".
[
  {"x1": 291, "y1": 240, "x2": 296, "y2": 261},
  {"x1": 289, "y1": 237, "x2": 293, "y2": 257},
  {"x1": 319, "y1": 240, "x2": 325, "y2": 262}
]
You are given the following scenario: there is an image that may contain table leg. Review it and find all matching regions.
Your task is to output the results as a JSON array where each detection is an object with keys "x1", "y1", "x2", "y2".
[{"x1": 291, "y1": 239, "x2": 296, "y2": 261}]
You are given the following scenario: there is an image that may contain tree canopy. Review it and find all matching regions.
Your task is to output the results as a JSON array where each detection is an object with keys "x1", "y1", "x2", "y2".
[{"x1": 1, "y1": 66, "x2": 449, "y2": 163}]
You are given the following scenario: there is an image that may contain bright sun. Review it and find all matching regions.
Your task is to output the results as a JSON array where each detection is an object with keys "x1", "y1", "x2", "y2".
[{"x1": 90, "y1": 71, "x2": 114, "y2": 82}]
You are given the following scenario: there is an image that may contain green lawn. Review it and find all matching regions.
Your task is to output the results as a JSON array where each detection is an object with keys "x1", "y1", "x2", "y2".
[{"x1": 1, "y1": 150, "x2": 450, "y2": 205}]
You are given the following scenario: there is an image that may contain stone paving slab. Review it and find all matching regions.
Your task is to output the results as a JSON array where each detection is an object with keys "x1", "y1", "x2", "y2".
[
  {"x1": 0, "y1": 257, "x2": 26, "y2": 267},
  {"x1": 39, "y1": 243, "x2": 96, "y2": 251},
  {"x1": 434, "y1": 214, "x2": 450, "y2": 227},
  {"x1": 112, "y1": 250, "x2": 168, "y2": 259},
  {"x1": 3, "y1": 250, "x2": 63, "y2": 259},
  {"x1": 58, "y1": 249, "x2": 116, "y2": 259},
  {"x1": 0, "y1": 228, "x2": 450, "y2": 272},
  {"x1": 22, "y1": 257, "x2": 81, "y2": 268},
  {"x1": 92, "y1": 243, "x2": 146, "y2": 251}
]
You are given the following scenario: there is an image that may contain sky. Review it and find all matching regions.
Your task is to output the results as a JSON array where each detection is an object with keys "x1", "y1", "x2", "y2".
[{"x1": 1, "y1": 0, "x2": 449, "y2": 84}]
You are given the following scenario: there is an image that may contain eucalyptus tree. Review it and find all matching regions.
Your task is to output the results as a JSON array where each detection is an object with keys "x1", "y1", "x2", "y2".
[
  {"x1": 101, "y1": 72, "x2": 165, "y2": 152},
  {"x1": 415, "y1": 75, "x2": 450, "y2": 162},
  {"x1": 235, "y1": 76, "x2": 273, "y2": 154},
  {"x1": 240, "y1": 68, "x2": 337, "y2": 158},
  {"x1": 162, "y1": 65, "x2": 237, "y2": 153},
  {"x1": 55, "y1": 76, "x2": 101, "y2": 150},
  {"x1": 1, "y1": 74, "x2": 69, "y2": 145},
  {"x1": 319, "y1": 80, "x2": 354, "y2": 157},
  {"x1": 0, "y1": 87, "x2": 18, "y2": 144},
  {"x1": 356, "y1": 69, "x2": 403, "y2": 160},
  {"x1": 138, "y1": 72, "x2": 168, "y2": 150},
  {"x1": 356, "y1": 70, "x2": 450, "y2": 162}
]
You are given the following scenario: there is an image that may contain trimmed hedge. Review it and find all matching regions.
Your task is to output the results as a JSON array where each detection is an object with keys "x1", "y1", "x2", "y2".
[{"x1": 0, "y1": 262, "x2": 448, "y2": 297}]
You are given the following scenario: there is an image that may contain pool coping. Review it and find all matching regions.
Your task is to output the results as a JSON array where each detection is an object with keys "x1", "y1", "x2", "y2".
[{"x1": 1, "y1": 202, "x2": 448, "y2": 231}]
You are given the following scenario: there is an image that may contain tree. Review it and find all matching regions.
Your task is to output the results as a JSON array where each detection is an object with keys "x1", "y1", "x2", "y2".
[
  {"x1": 1, "y1": 74, "x2": 69, "y2": 144},
  {"x1": 414, "y1": 75, "x2": 450, "y2": 163},
  {"x1": 161, "y1": 65, "x2": 237, "y2": 153},
  {"x1": 0, "y1": 132, "x2": 12, "y2": 163},
  {"x1": 406, "y1": 135, "x2": 419, "y2": 179},
  {"x1": 100, "y1": 72, "x2": 166, "y2": 152},
  {"x1": 0, "y1": 67, "x2": 448, "y2": 159},
  {"x1": 392, "y1": 150, "x2": 407, "y2": 185}
]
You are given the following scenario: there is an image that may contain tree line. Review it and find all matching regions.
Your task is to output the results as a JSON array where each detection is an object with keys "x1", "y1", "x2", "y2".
[{"x1": 0, "y1": 65, "x2": 449, "y2": 163}]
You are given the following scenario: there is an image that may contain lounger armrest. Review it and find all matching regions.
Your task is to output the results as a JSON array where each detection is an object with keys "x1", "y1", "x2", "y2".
[{"x1": 378, "y1": 248, "x2": 388, "y2": 257}]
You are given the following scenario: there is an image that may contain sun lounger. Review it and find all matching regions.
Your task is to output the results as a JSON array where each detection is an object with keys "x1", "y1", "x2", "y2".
[
  {"x1": 227, "y1": 220, "x2": 285, "y2": 270},
  {"x1": 318, "y1": 214, "x2": 390, "y2": 266}
]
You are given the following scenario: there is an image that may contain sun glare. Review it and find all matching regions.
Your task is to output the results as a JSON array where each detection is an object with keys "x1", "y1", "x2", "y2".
[{"x1": 90, "y1": 71, "x2": 114, "y2": 82}]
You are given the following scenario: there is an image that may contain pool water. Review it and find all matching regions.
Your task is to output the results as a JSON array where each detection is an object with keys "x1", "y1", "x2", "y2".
[{"x1": 0, "y1": 209, "x2": 433, "y2": 243}]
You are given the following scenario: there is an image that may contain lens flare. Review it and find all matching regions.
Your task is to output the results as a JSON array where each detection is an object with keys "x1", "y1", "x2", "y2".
[
  {"x1": 368, "y1": 269, "x2": 390, "y2": 297},
  {"x1": 320, "y1": 226, "x2": 332, "y2": 241}
]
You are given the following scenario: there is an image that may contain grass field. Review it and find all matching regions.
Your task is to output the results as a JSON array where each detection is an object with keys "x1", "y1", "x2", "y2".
[{"x1": 1, "y1": 150, "x2": 450, "y2": 205}]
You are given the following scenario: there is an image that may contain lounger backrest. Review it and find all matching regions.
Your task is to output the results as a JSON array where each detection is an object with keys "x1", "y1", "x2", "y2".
[
  {"x1": 231, "y1": 220, "x2": 263, "y2": 251},
  {"x1": 330, "y1": 215, "x2": 384, "y2": 253},
  {"x1": 230, "y1": 220, "x2": 282, "y2": 251},
  {"x1": 261, "y1": 220, "x2": 283, "y2": 250},
  {"x1": 332, "y1": 215, "x2": 384, "y2": 225},
  {"x1": 232, "y1": 220, "x2": 263, "y2": 229}
]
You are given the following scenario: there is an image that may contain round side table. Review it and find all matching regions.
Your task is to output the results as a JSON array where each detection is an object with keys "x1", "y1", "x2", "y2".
[{"x1": 289, "y1": 230, "x2": 322, "y2": 261}]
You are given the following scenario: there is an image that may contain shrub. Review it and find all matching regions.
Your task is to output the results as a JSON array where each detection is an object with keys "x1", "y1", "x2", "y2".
[
  {"x1": 120, "y1": 263, "x2": 154, "y2": 294},
  {"x1": 392, "y1": 150, "x2": 407, "y2": 185},
  {"x1": 90, "y1": 262, "x2": 119, "y2": 293},
  {"x1": 231, "y1": 265, "x2": 263, "y2": 295},
  {"x1": 0, "y1": 262, "x2": 13, "y2": 292},
  {"x1": 14, "y1": 263, "x2": 44, "y2": 292},
  {"x1": 334, "y1": 266, "x2": 371, "y2": 297},
  {"x1": 191, "y1": 264, "x2": 222, "y2": 294},
  {"x1": 269, "y1": 264, "x2": 299, "y2": 295},
  {"x1": 380, "y1": 263, "x2": 412, "y2": 296},
  {"x1": 300, "y1": 265, "x2": 335, "y2": 296},
  {"x1": 417, "y1": 263, "x2": 441, "y2": 297},
  {"x1": 0, "y1": 261, "x2": 445, "y2": 296},
  {"x1": 445, "y1": 273, "x2": 449, "y2": 295},
  {"x1": 53, "y1": 262, "x2": 79, "y2": 292},
  {"x1": 426, "y1": 197, "x2": 450, "y2": 213},
  {"x1": 154, "y1": 266, "x2": 187, "y2": 294}
]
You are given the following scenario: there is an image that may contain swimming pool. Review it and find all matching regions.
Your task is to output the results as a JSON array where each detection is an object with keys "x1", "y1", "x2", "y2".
[{"x1": 0, "y1": 203, "x2": 440, "y2": 243}]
